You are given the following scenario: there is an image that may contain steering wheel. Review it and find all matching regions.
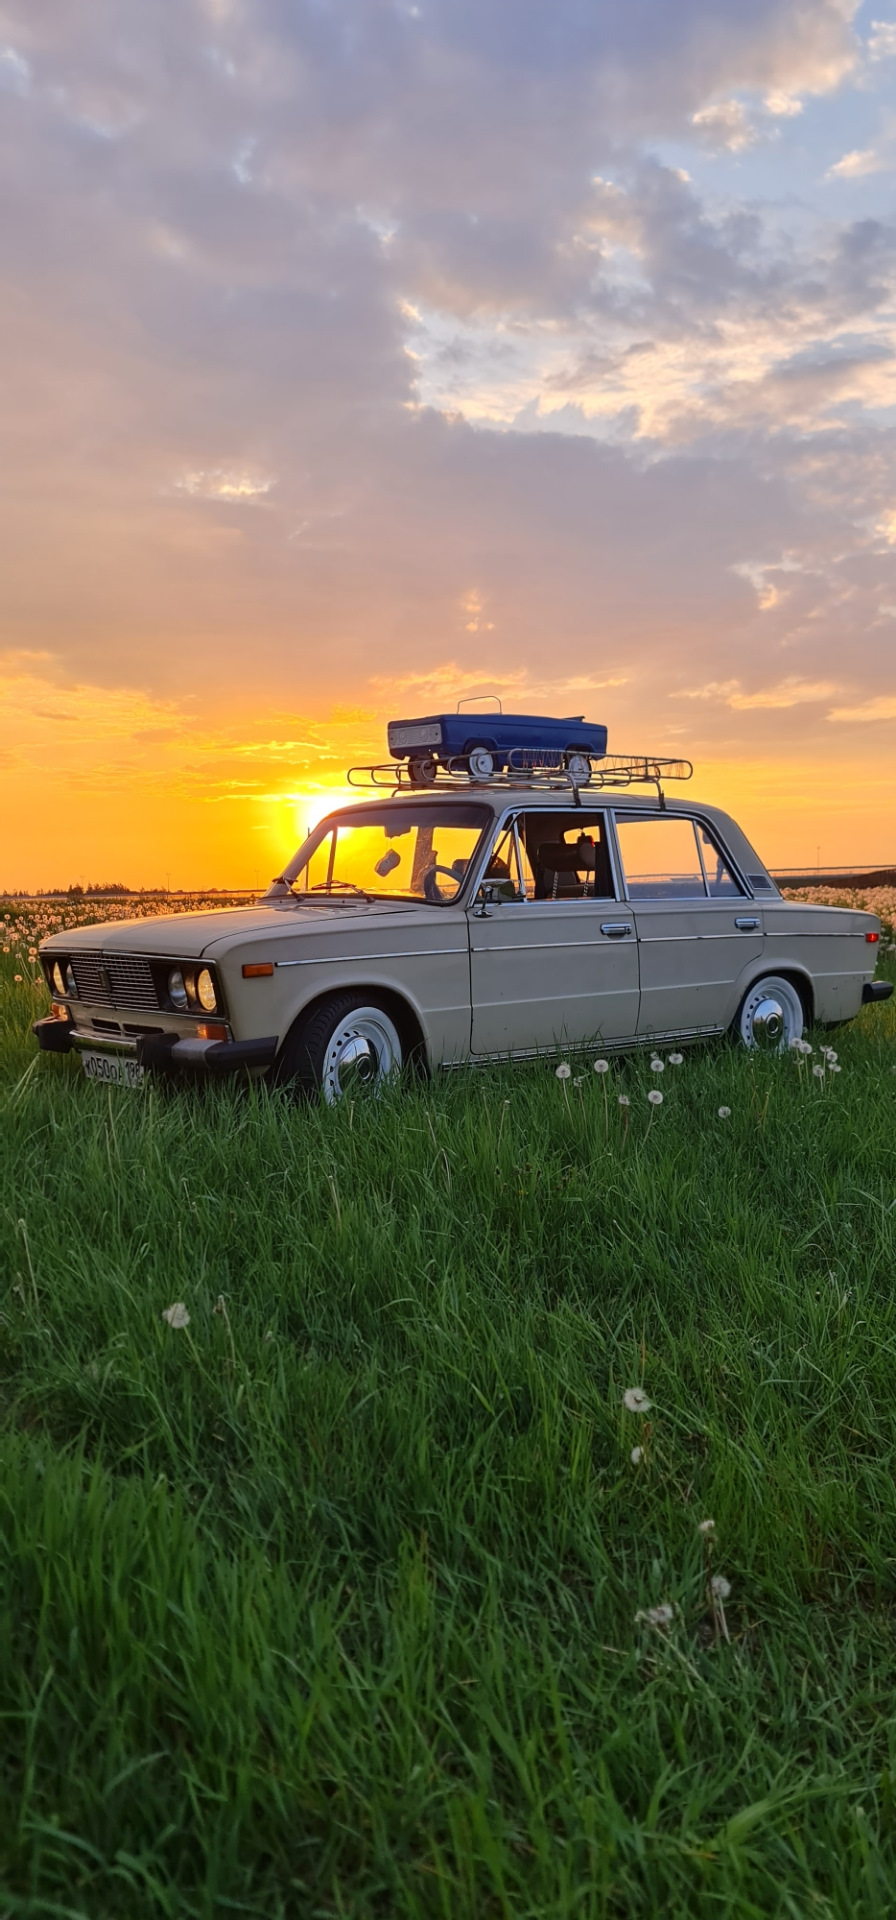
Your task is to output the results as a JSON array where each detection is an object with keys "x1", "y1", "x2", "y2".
[{"x1": 422, "y1": 864, "x2": 462, "y2": 904}]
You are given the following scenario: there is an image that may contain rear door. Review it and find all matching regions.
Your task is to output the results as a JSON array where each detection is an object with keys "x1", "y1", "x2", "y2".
[
  {"x1": 611, "y1": 812, "x2": 763, "y2": 1038},
  {"x1": 468, "y1": 809, "x2": 640, "y2": 1053}
]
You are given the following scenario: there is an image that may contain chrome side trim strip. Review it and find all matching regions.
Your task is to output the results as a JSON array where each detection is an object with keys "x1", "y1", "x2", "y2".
[{"x1": 275, "y1": 948, "x2": 466, "y2": 968}]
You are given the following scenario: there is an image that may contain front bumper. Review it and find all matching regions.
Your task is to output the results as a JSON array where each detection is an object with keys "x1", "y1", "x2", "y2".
[
  {"x1": 33, "y1": 1016, "x2": 278, "y2": 1075},
  {"x1": 862, "y1": 980, "x2": 894, "y2": 1004}
]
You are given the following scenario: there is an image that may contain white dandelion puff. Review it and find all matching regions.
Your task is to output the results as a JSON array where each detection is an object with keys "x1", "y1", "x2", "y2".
[
  {"x1": 830, "y1": 1063, "x2": 842, "y2": 1074},
  {"x1": 623, "y1": 1386, "x2": 652, "y2": 1413},
  {"x1": 555, "y1": 1061, "x2": 571, "y2": 1081},
  {"x1": 161, "y1": 1302, "x2": 190, "y2": 1330},
  {"x1": 718, "y1": 1106, "x2": 731, "y2": 1119},
  {"x1": 812, "y1": 1063, "x2": 825, "y2": 1079},
  {"x1": 668, "y1": 1052, "x2": 684, "y2": 1066},
  {"x1": 710, "y1": 1575, "x2": 731, "y2": 1600},
  {"x1": 651, "y1": 1058, "x2": 665, "y2": 1073},
  {"x1": 593, "y1": 1058, "x2": 610, "y2": 1075},
  {"x1": 698, "y1": 1518, "x2": 716, "y2": 1534},
  {"x1": 618, "y1": 1093, "x2": 631, "y2": 1107},
  {"x1": 647, "y1": 1089, "x2": 663, "y2": 1106},
  {"x1": 636, "y1": 1603, "x2": 675, "y2": 1627},
  {"x1": 630, "y1": 1445, "x2": 643, "y2": 1464}
]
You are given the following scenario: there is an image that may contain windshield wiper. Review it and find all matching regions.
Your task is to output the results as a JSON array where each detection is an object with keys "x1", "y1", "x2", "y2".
[{"x1": 308, "y1": 880, "x2": 373, "y2": 903}]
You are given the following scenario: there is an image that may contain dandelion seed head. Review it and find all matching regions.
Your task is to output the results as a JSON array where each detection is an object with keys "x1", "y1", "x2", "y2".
[
  {"x1": 668, "y1": 1052, "x2": 684, "y2": 1066},
  {"x1": 830, "y1": 1063, "x2": 841, "y2": 1073},
  {"x1": 161, "y1": 1302, "x2": 190, "y2": 1330},
  {"x1": 647, "y1": 1089, "x2": 663, "y2": 1106},
  {"x1": 711, "y1": 1574, "x2": 731, "y2": 1600},
  {"x1": 812, "y1": 1063, "x2": 825, "y2": 1079},
  {"x1": 555, "y1": 1061, "x2": 571, "y2": 1081},
  {"x1": 698, "y1": 1518, "x2": 715, "y2": 1534},
  {"x1": 651, "y1": 1058, "x2": 665, "y2": 1072},
  {"x1": 618, "y1": 1093, "x2": 631, "y2": 1107},
  {"x1": 593, "y1": 1058, "x2": 609, "y2": 1075},
  {"x1": 623, "y1": 1386, "x2": 652, "y2": 1413},
  {"x1": 630, "y1": 1445, "x2": 643, "y2": 1464},
  {"x1": 636, "y1": 1603, "x2": 674, "y2": 1627},
  {"x1": 718, "y1": 1106, "x2": 731, "y2": 1119}
]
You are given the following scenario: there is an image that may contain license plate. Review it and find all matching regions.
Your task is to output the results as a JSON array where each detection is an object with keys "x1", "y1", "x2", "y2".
[{"x1": 80, "y1": 1049, "x2": 145, "y2": 1090}]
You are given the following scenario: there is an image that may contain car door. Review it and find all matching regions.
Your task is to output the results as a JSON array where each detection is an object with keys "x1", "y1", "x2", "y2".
[
  {"x1": 611, "y1": 811, "x2": 764, "y2": 1038},
  {"x1": 468, "y1": 809, "x2": 640, "y2": 1054}
]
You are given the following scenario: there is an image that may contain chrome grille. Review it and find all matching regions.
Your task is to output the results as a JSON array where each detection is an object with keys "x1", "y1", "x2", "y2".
[{"x1": 70, "y1": 951, "x2": 159, "y2": 1011}]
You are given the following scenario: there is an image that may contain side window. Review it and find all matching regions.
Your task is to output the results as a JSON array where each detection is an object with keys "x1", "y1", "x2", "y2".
[
  {"x1": 517, "y1": 814, "x2": 616, "y2": 901},
  {"x1": 696, "y1": 825, "x2": 743, "y2": 898},
  {"x1": 614, "y1": 815, "x2": 707, "y2": 900}
]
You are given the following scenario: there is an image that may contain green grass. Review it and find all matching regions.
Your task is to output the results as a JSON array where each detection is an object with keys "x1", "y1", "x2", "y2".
[{"x1": 2, "y1": 927, "x2": 896, "y2": 1918}]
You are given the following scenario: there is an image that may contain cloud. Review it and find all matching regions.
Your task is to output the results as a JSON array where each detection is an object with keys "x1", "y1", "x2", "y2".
[
  {"x1": 826, "y1": 148, "x2": 886, "y2": 180},
  {"x1": 867, "y1": 21, "x2": 896, "y2": 62},
  {"x1": 691, "y1": 100, "x2": 758, "y2": 152},
  {"x1": 173, "y1": 469, "x2": 275, "y2": 503},
  {"x1": 828, "y1": 694, "x2": 896, "y2": 720},
  {"x1": 678, "y1": 677, "x2": 841, "y2": 709}
]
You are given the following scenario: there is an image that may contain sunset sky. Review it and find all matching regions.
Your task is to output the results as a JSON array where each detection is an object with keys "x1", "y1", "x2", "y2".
[{"x1": 3, "y1": 0, "x2": 896, "y2": 888}]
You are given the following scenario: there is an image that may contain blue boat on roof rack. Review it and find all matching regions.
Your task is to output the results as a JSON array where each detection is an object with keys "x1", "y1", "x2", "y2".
[{"x1": 386, "y1": 697, "x2": 608, "y2": 785}]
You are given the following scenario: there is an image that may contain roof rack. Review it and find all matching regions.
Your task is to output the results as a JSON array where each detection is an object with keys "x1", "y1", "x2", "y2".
[{"x1": 346, "y1": 752, "x2": 693, "y2": 805}]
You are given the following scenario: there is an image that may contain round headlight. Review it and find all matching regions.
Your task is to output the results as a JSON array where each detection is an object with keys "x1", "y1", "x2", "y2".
[
  {"x1": 168, "y1": 967, "x2": 188, "y2": 1011},
  {"x1": 196, "y1": 967, "x2": 217, "y2": 1012},
  {"x1": 65, "y1": 963, "x2": 77, "y2": 996},
  {"x1": 52, "y1": 961, "x2": 65, "y2": 995}
]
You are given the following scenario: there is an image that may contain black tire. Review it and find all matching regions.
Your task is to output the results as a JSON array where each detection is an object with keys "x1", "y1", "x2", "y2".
[
  {"x1": 275, "y1": 992, "x2": 404, "y2": 1102},
  {"x1": 408, "y1": 755, "x2": 437, "y2": 786}
]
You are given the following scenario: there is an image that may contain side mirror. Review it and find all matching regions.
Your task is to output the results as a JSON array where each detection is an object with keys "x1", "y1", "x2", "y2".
[{"x1": 474, "y1": 882, "x2": 500, "y2": 918}]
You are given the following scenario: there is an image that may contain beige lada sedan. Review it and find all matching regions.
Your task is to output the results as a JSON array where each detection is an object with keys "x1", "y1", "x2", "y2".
[{"x1": 34, "y1": 784, "x2": 891, "y2": 1098}]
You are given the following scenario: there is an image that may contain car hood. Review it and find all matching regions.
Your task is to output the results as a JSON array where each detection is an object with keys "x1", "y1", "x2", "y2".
[{"x1": 42, "y1": 900, "x2": 420, "y2": 958}]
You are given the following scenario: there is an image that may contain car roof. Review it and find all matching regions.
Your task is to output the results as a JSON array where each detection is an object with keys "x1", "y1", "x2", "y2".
[{"x1": 330, "y1": 787, "x2": 714, "y2": 818}]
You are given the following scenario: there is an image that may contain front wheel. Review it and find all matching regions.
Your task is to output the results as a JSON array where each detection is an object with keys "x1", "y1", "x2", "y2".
[
  {"x1": 734, "y1": 974, "x2": 804, "y2": 1052},
  {"x1": 276, "y1": 993, "x2": 404, "y2": 1102}
]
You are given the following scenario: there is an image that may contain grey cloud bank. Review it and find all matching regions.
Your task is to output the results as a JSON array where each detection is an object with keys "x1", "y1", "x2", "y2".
[{"x1": 1, "y1": 0, "x2": 895, "y2": 778}]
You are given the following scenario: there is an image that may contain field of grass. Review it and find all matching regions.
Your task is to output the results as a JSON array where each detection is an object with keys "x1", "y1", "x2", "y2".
[{"x1": 2, "y1": 898, "x2": 896, "y2": 1918}]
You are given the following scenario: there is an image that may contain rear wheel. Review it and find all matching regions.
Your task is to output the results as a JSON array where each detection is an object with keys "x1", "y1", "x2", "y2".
[
  {"x1": 735, "y1": 974, "x2": 804, "y2": 1052},
  {"x1": 408, "y1": 754, "x2": 438, "y2": 786},
  {"x1": 276, "y1": 993, "x2": 404, "y2": 1102},
  {"x1": 566, "y1": 750, "x2": 592, "y2": 785}
]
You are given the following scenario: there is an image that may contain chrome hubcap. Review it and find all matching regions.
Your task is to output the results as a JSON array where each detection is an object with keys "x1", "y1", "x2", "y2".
[
  {"x1": 751, "y1": 997, "x2": 784, "y2": 1049},
  {"x1": 322, "y1": 1010, "x2": 401, "y2": 1102}
]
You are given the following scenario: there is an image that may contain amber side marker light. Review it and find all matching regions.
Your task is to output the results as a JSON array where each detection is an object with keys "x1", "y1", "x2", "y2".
[
  {"x1": 197, "y1": 1022, "x2": 228, "y2": 1040},
  {"x1": 242, "y1": 962, "x2": 274, "y2": 977},
  {"x1": 866, "y1": 931, "x2": 880, "y2": 943}
]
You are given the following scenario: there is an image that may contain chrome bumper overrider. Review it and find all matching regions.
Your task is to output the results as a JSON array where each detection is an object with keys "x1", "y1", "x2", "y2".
[{"x1": 32, "y1": 1016, "x2": 278, "y2": 1074}]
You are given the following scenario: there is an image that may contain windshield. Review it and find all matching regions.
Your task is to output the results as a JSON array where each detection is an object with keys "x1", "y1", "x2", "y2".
[{"x1": 289, "y1": 803, "x2": 491, "y2": 904}]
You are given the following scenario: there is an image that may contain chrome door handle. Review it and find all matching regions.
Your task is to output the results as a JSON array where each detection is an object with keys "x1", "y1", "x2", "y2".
[
  {"x1": 600, "y1": 921, "x2": 633, "y2": 937},
  {"x1": 735, "y1": 916, "x2": 760, "y2": 930}
]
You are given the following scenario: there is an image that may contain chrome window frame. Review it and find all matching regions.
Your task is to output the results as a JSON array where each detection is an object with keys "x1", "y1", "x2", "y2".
[{"x1": 475, "y1": 803, "x2": 624, "y2": 905}]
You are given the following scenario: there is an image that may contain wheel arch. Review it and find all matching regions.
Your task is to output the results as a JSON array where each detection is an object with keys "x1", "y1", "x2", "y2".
[
  {"x1": 737, "y1": 962, "x2": 815, "y2": 1027},
  {"x1": 275, "y1": 980, "x2": 429, "y2": 1074}
]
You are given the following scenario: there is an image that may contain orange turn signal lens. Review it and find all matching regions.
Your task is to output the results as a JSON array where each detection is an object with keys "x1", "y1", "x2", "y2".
[
  {"x1": 242, "y1": 962, "x2": 274, "y2": 978},
  {"x1": 197, "y1": 1021, "x2": 228, "y2": 1040},
  {"x1": 866, "y1": 931, "x2": 880, "y2": 943}
]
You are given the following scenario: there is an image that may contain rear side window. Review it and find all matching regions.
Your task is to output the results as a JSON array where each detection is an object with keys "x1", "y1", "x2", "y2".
[
  {"x1": 614, "y1": 815, "x2": 743, "y2": 900},
  {"x1": 615, "y1": 815, "x2": 707, "y2": 899}
]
